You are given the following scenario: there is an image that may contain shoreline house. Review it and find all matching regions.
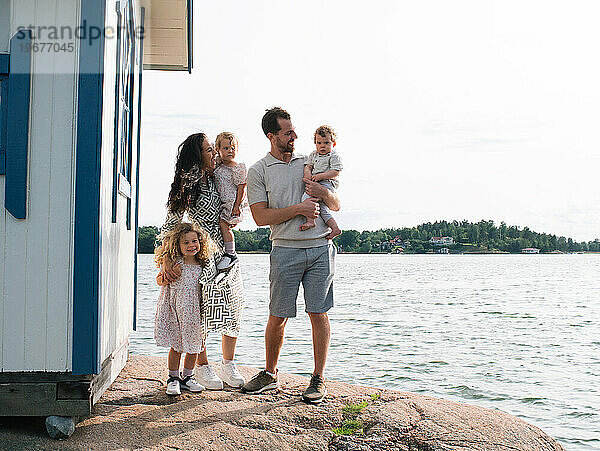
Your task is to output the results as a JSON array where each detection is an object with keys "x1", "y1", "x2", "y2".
[
  {"x1": 380, "y1": 235, "x2": 406, "y2": 253},
  {"x1": 521, "y1": 248, "x2": 540, "y2": 254},
  {"x1": 429, "y1": 236, "x2": 455, "y2": 246},
  {"x1": 0, "y1": 0, "x2": 192, "y2": 432}
]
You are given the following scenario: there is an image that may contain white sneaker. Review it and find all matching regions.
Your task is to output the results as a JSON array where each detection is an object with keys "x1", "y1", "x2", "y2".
[
  {"x1": 216, "y1": 361, "x2": 245, "y2": 388},
  {"x1": 180, "y1": 375, "x2": 205, "y2": 392},
  {"x1": 195, "y1": 364, "x2": 223, "y2": 390},
  {"x1": 166, "y1": 376, "x2": 181, "y2": 396},
  {"x1": 216, "y1": 253, "x2": 238, "y2": 272}
]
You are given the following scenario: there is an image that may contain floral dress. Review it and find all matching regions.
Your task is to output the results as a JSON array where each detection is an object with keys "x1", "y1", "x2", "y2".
[
  {"x1": 213, "y1": 162, "x2": 248, "y2": 224},
  {"x1": 158, "y1": 175, "x2": 245, "y2": 337},
  {"x1": 154, "y1": 262, "x2": 205, "y2": 353}
]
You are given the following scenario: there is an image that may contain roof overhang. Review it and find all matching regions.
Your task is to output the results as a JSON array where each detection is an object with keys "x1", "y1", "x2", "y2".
[{"x1": 140, "y1": 0, "x2": 193, "y2": 72}]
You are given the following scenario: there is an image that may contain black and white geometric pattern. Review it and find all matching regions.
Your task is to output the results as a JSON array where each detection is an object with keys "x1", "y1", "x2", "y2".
[
  {"x1": 159, "y1": 176, "x2": 245, "y2": 337},
  {"x1": 199, "y1": 259, "x2": 244, "y2": 337}
]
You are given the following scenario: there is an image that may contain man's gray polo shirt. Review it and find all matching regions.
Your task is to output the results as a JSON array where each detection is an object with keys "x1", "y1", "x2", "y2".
[{"x1": 247, "y1": 152, "x2": 331, "y2": 248}]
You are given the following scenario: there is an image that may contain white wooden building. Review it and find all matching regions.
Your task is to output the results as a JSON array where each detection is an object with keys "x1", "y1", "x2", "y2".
[
  {"x1": 521, "y1": 248, "x2": 540, "y2": 254},
  {"x1": 0, "y1": 0, "x2": 192, "y2": 423}
]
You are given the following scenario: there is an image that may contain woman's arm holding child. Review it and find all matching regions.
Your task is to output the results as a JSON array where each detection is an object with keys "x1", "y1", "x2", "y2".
[
  {"x1": 161, "y1": 255, "x2": 181, "y2": 283},
  {"x1": 156, "y1": 271, "x2": 170, "y2": 286},
  {"x1": 156, "y1": 210, "x2": 184, "y2": 283}
]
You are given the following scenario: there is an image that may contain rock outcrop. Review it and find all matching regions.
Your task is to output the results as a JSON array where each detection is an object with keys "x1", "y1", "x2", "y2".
[{"x1": 0, "y1": 356, "x2": 564, "y2": 450}]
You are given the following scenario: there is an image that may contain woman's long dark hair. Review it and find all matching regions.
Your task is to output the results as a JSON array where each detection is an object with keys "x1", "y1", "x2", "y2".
[{"x1": 167, "y1": 133, "x2": 207, "y2": 213}]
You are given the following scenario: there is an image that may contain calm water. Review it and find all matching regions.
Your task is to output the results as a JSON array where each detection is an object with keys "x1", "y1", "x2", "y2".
[{"x1": 132, "y1": 253, "x2": 600, "y2": 450}]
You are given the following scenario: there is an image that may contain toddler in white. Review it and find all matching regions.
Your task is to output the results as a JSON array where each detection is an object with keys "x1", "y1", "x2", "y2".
[{"x1": 213, "y1": 132, "x2": 248, "y2": 271}]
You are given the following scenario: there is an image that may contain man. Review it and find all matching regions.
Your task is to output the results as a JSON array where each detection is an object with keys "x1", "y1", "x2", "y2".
[{"x1": 241, "y1": 107, "x2": 340, "y2": 403}]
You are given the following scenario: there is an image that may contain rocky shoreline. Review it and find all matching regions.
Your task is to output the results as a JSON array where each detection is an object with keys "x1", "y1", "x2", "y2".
[{"x1": 0, "y1": 356, "x2": 564, "y2": 450}]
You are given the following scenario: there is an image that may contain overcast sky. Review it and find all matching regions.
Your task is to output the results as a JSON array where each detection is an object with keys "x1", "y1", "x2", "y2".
[{"x1": 138, "y1": 0, "x2": 600, "y2": 242}]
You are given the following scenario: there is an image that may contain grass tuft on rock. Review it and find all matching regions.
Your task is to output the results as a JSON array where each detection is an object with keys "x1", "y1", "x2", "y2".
[
  {"x1": 370, "y1": 393, "x2": 381, "y2": 401},
  {"x1": 343, "y1": 401, "x2": 369, "y2": 414},
  {"x1": 332, "y1": 420, "x2": 364, "y2": 436}
]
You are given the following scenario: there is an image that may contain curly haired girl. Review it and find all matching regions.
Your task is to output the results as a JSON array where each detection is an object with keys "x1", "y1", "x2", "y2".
[{"x1": 154, "y1": 222, "x2": 218, "y2": 395}]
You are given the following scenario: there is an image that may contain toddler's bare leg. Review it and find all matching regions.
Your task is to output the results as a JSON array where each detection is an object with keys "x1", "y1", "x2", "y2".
[
  {"x1": 299, "y1": 192, "x2": 316, "y2": 231},
  {"x1": 300, "y1": 217, "x2": 316, "y2": 231},
  {"x1": 183, "y1": 353, "x2": 197, "y2": 371},
  {"x1": 325, "y1": 217, "x2": 341, "y2": 240},
  {"x1": 168, "y1": 348, "x2": 182, "y2": 372},
  {"x1": 220, "y1": 218, "x2": 234, "y2": 244}
]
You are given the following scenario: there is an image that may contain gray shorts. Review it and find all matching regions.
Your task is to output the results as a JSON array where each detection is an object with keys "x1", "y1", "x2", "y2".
[{"x1": 269, "y1": 244, "x2": 336, "y2": 317}]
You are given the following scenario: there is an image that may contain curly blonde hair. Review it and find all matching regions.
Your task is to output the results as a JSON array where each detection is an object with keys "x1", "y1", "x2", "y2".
[
  {"x1": 215, "y1": 132, "x2": 239, "y2": 152},
  {"x1": 154, "y1": 222, "x2": 217, "y2": 267},
  {"x1": 314, "y1": 125, "x2": 337, "y2": 144}
]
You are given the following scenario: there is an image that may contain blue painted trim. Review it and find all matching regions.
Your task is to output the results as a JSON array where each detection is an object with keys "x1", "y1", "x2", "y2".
[
  {"x1": 72, "y1": 0, "x2": 106, "y2": 375},
  {"x1": 126, "y1": 2, "x2": 136, "y2": 230},
  {"x1": 111, "y1": 2, "x2": 122, "y2": 223},
  {"x1": 1, "y1": 54, "x2": 8, "y2": 174},
  {"x1": 4, "y1": 30, "x2": 32, "y2": 220},
  {"x1": 187, "y1": 0, "x2": 193, "y2": 73},
  {"x1": 0, "y1": 75, "x2": 8, "y2": 175},
  {"x1": 133, "y1": 7, "x2": 146, "y2": 330},
  {"x1": 0, "y1": 53, "x2": 8, "y2": 73}
]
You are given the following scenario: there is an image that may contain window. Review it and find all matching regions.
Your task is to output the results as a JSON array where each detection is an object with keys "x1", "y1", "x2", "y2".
[{"x1": 112, "y1": 0, "x2": 136, "y2": 226}]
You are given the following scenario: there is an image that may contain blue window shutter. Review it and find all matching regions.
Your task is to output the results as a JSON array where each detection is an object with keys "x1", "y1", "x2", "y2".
[
  {"x1": 0, "y1": 72, "x2": 8, "y2": 174},
  {"x1": 4, "y1": 30, "x2": 32, "y2": 219}
]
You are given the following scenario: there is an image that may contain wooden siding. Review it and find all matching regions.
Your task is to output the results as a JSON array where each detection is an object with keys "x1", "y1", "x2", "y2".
[{"x1": 0, "y1": 0, "x2": 79, "y2": 372}]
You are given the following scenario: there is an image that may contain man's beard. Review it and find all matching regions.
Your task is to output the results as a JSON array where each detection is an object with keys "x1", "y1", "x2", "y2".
[{"x1": 279, "y1": 140, "x2": 294, "y2": 153}]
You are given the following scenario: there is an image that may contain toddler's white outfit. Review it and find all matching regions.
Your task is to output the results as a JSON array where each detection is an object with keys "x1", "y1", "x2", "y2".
[{"x1": 214, "y1": 163, "x2": 248, "y2": 224}]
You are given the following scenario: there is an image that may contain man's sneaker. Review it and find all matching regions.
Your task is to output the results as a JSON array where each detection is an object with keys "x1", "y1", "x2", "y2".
[
  {"x1": 180, "y1": 375, "x2": 205, "y2": 392},
  {"x1": 241, "y1": 369, "x2": 278, "y2": 394},
  {"x1": 216, "y1": 361, "x2": 245, "y2": 388},
  {"x1": 302, "y1": 374, "x2": 327, "y2": 404},
  {"x1": 216, "y1": 253, "x2": 238, "y2": 273},
  {"x1": 166, "y1": 376, "x2": 181, "y2": 396},
  {"x1": 195, "y1": 364, "x2": 224, "y2": 390}
]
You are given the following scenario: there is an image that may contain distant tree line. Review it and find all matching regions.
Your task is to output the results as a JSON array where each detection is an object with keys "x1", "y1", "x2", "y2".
[
  {"x1": 138, "y1": 226, "x2": 160, "y2": 253},
  {"x1": 336, "y1": 220, "x2": 599, "y2": 254},
  {"x1": 137, "y1": 220, "x2": 600, "y2": 254}
]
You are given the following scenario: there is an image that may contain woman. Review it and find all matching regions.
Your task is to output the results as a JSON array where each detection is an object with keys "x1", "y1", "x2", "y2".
[{"x1": 158, "y1": 133, "x2": 245, "y2": 389}]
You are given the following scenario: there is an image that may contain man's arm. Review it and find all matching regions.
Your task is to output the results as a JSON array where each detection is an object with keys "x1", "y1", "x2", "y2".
[
  {"x1": 250, "y1": 198, "x2": 320, "y2": 227},
  {"x1": 312, "y1": 169, "x2": 340, "y2": 181},
  {"x1": 303, "y1": 178, "x2": 341, "y2": 212},
  {"x1": 304, "y1": 164, "x2": 313, "y2": 180}
]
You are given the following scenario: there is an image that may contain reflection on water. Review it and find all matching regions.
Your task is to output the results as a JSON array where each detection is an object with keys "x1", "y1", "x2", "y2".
[{"x1": 132, "y1": 253, "x2": 600, "y2": 450}]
